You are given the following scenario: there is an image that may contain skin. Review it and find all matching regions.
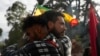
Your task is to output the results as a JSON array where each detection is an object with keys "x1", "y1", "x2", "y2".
[
  {"x1": 26, "y1": 24, "x2": 48, "y2": 42},
  {"x1": 48, "y1": 16, "x2": 67, "y2": 38},
  {"x1": 25, "y1": 16, "x2": 66, "y2": 41}
]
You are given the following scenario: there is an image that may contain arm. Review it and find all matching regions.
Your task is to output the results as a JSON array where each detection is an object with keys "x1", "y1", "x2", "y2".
[
  {"x1": 2, "y1": 43, "x2": 36, "y2": 56},
  {"x1": 60, "y1": 35, "x2": 72, "y2": 56},
  {"x1": 2, "y1": 40, "x2": 61, "y2": 56}
]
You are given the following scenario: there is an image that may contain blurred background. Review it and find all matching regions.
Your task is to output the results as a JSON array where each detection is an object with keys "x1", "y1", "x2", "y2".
[{"x1": 0, "y1": 0, "x2": 100, "y2": 56}]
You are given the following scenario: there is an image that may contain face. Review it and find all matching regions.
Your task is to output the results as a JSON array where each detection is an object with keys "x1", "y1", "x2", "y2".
[
  {"x1": 50, "y1": 16, "x2": 66, "y2": 37},
  {"x1": 26, "y1": 24, "x2": 48, "y2": 42}
]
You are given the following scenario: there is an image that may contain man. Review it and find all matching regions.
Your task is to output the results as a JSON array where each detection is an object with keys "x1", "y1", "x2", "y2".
[
  {"x1": 21, "y1": 16, "x2": 48, "y2": 42},
  {"x1": 2, "y1": 15, "x2": 60, "y2": 56},
  {"x1": 40, "y1": 10, "x2": 72, "y2": 56}
]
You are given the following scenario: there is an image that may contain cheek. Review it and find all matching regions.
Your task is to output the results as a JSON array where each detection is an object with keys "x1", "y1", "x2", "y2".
[
  {"x1": 59, "y1": 24, "x2": 65, "y2": 29},
  {"x1": 55, "y1": 24, "x2": 62, "y2": 30},
  {"x1": 55, "y1": 25, "x2": 65, "y2": 34},
  {"x1": 34, "y1": 29, "x2": 44, "y2": 39}
]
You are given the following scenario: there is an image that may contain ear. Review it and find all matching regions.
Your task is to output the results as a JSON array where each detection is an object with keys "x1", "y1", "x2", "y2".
[{"x1": 48, "y1": 21, "x2": 54, "y2": 30}]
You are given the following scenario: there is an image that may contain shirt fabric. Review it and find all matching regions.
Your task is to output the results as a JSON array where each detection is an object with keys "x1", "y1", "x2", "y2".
[
  {"x1": 2, "y1": 34, "x2": 72, "y2": 56},
  {"x1": 59, "y1": 35, "x2": 72, "y2": 56},
  {"x1": 2, "y1": 34, "x2": 60, "y2": 56}
]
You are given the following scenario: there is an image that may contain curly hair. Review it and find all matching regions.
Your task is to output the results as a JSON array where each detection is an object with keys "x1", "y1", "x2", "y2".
[{"x1": 22, "y1": 15, "x2": 47, "y2": 32}]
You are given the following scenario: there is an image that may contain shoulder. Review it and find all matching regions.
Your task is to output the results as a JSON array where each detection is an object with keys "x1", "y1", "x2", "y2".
[
  {"x1": 59, "y1": 35, "x2": 72, "y2": 48},
  {"x1": 63, "y1": 35, "x2": 71, "y2": 40},
  {"x1": 24, "y1": 40, "x2": 58, "y2": 49},
  {"x1": 1, "y1": 44, "x2": 18, "y2": 56},
  {"x1": 22, "y1": 41, "x2": 60, "y2": 56},
  {"x1": 3, "y1": 44, "x2": 18, "y2": 51},
  {"x1": 59, "y1": 35, "x2": 71, "y2": 43}
]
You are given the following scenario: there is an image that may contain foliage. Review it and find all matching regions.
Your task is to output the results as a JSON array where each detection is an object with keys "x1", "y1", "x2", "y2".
[
  {"x1": 0, "y1": 42, "x2": 5, "y2": 51},
  {"x1": 6, "y1": 1, "x2": 26, "y2": 26},
  {"x1": 0, "y1": 28, "x2": 2, "y2": 36},
  {"x1": 5, "y1": 1, "x2": 27, "y2": 46}
]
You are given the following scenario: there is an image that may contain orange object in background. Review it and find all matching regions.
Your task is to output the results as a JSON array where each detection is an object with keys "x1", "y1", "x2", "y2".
[
  {"x1": 70, "y1": 19, "x2": 78, "y2": 27},
  {"x1": 63, "y1": 13, "x2": 78, "y2": 27}
]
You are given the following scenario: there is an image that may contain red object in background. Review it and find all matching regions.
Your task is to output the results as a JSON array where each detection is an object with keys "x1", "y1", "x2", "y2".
[
  {"x1": 70, "y1": 19, "x2": 78, "y2": 27},
  {"x1": 89, "y1": 4, "x2": 98, "y2": 56}
]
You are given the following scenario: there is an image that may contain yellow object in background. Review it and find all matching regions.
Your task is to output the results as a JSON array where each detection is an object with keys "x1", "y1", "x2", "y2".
[
  {"x1": 33, "y1": 5, "x2": 51, "y2": 16},
  {"x1": 63, "y1": 13, "x2": 73, "y2": 23},
  {"x1": 33, "y1": 5, "x2": 78, "y2": 27},
  {"x1": 33, "y1": 9, "x2": 42, "y2": 16}
]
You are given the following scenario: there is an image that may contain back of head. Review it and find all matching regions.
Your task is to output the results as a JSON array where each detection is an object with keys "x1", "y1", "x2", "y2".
[
  {"x1": 41, "y1": 10, "x2": 64, "y2": 23},
  {"x1": 22, "y1": 15, "x2": 47, "y2": 32}
]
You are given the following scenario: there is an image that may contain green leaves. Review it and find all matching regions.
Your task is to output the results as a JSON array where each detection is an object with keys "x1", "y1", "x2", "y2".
[
  {"x1": 6, "y1": 1, "x2": 26, "y2": 26},
  {"x1": 5, "y1": 1, "x2": 27, "y2": 46}
]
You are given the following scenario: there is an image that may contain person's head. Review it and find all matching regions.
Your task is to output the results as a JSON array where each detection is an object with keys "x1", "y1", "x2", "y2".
[
  {"x1": 41, "y1": 10, "x2": 66, "y2": 38},
  {"x1": 22, "y1": 15, "x2": 48, "y2": 41}
]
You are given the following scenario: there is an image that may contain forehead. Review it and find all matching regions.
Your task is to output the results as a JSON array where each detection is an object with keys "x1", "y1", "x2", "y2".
[{"x1": 57, "y1": 16, "x2": 65, "y2": 23}]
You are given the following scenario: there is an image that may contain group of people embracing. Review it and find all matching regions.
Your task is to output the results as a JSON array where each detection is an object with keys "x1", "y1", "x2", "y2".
[{"x1": 1, "y1": 10, "x2": 72, "y2": 56}]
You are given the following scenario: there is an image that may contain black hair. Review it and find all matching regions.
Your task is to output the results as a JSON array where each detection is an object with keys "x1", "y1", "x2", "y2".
[
  {"x1": 22, "y1": 15, "x2": 47, "y2": 32},
  {"x1": 41, "y1": 10, "x2": 64, "y2": 23}
]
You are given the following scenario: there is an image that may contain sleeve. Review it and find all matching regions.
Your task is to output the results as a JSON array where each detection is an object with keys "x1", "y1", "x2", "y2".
[
  {"x1": 13, "y1": 42, "x2": 40, "y2": 56},
  {"x1": 1, "y1": 43, "x2": 37, "y2": 56},
  {"x1": 67, "y1": 36, "x2": 72, "y2": 56},
  {"x1": 61, "y1": 35, "x2": 72, "y2": 56},
  {"x1": 2, "y1": 41, "x2": 61, "y2": 56},
  {"x1": 1, "y1": 44, "x2": 18, "y2": 56}
]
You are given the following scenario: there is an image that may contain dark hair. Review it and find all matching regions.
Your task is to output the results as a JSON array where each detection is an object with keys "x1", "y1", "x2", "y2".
[
  {"x1": 41, "y1": 10, "x2": 64, "y2": 23},
  {"x1": 22, "y1": 15, "x2": 46, "y2": 32}
]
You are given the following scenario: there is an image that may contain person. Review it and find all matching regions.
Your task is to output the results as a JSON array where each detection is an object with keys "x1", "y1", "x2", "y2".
[
  {"x1": 1, "y1": 15, "x2": 61, "y2": 56},
  {"x1": 40, "y1": 10, "x2": 72, "y2": 56},
  {"x1": 2, "y1": 10, "x2": 72, "y2": 56}
]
